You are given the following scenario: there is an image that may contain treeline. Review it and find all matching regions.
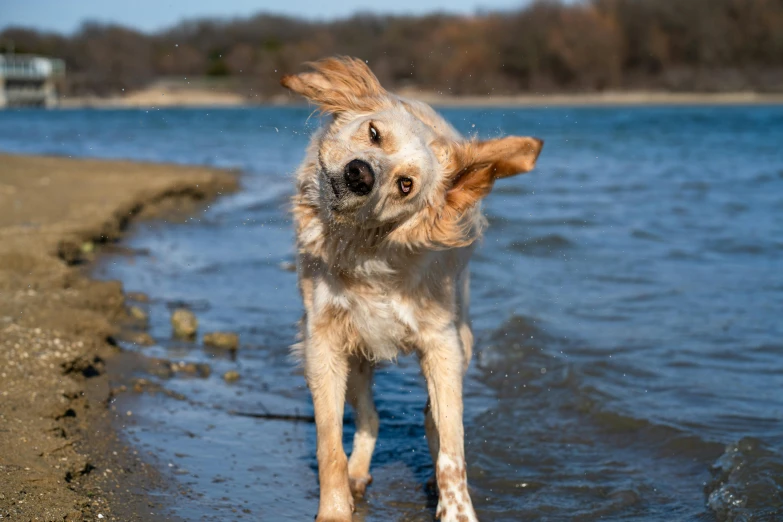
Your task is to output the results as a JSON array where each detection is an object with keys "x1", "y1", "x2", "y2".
[{"x1": 2, "y1": 0, "x2": 782, "y2": 97}]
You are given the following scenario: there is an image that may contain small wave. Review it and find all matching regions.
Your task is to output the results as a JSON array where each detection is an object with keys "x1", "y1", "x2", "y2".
[
  {"x1": 666, "y1": 248, "x2": 704, "y2": 260},
  {"x1": 681, "y1": 180, "x2": 711, "y2": 192},
  {"x1": 604, "y1": 182, "x2": 649, "y2": 194},
  {"x1": 522, "y1": 216, "x2": 596, "y2": 227},
  {"x1": 569, "y1": 310, "x2": 631, "y2": 322},
  {"x1": 618, "y1": 289, "x2": 682, "y2": 303},
  {"x1": 750, "y1": 343, "x2": 783, "y2": 355},
  {"x1": 508, "y1": 234, "x2": 574, "y2": 257},
  {"x1": 706, "y1": 239, "x2": 776, "y2": 256},
  {"x1": 475, "y1": 314, "x2": 574, "y2": 390},
  {"x1": 752, "y1": 171, "x2": 781, "y2": 183},
  {"x1": 591, "y1": 273, "x2": 655, "y2": 285},
  {"x1": 631, "y1": 229, "x2": 665, "y2": 242},
  {"x1": 722, "y1": 202, "x2": 749, "y2": 216},
  {"x1": 165, "y1": 299, "x2": 211, "y2": 312},
  {"x1": 706, "y1": 437, "x2": 783, "y2": 522}
]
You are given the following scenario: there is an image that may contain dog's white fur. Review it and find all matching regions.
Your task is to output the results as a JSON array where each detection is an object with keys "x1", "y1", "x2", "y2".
[{"x1": 282, "y1": 57, "x2": 542, "y2": 522}]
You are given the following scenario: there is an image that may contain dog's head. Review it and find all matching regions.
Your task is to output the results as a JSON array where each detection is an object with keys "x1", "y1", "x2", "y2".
[{"x1": 282, "y1": 57, "x2": 542, "y2": 247}]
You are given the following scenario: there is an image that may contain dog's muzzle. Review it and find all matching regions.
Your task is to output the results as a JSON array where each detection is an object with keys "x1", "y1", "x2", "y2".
[{"x1": 343, "y1": 159, "x2": 374, "y2": 196}]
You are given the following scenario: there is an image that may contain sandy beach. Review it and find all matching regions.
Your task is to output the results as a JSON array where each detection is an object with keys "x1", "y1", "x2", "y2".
[
  {"x1": 406, "y1": 90, "x2": 783, "y2": 107},
  {"x1": 0, "y1": 154, "x2": 237, "y2": 520},
  {"x1": 57, "y1": 84, "x2": 783, "y2": 109}
]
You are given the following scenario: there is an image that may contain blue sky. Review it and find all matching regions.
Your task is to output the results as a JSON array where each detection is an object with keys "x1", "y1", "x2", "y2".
[{"x1": 1, "y1": 0, "x2": 534, "y2": 34}]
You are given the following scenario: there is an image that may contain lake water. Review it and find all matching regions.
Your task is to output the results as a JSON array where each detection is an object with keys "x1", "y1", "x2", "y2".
[{"x1": 1, "y1": 106, "x2": 782, "y2": 521}]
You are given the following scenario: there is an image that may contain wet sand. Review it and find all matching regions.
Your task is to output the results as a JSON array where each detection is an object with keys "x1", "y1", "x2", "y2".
[{"x1": 0, "y1": 154, "x2": 237, "y2": 520}]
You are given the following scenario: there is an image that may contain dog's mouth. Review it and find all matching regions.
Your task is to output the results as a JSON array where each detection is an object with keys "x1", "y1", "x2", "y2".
[
  {"x1": 324, "y1": 169, "x2": 369, "y2": 216},
  {"x1": 326, "y1": 176, "x2": 363, "y2": 216},
  {"x1": 329, "y1": 177, "x2": 342, "y2": 198}
]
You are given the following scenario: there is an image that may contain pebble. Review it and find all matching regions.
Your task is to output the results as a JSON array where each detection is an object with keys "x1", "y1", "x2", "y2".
[
  {"x1": 223, "y1": 370, "x2": 240, "y2": 383},
  {"x1": 173, "y1": 361, "x2": 212, "y2": 378},
  {"x1": 171, "y1": 308, "x2": 198, "y2": 338},
  {"x1": 125, "y1": 332, "x2": 155, "y2": 346},
  {"x1": 203, "y1": 332, "x2": 239, "y2": 351},
  {"x1": 126, "y1": 291, "x2": 150, "y2": 303},
  {"x1": 128, "y1": 306, "x2": 148, "y2": 323},
  {"x1": 132, "y1": 379, "x2": 150, "y2": 393},
  {"x1": 147, "y1": 359, "x2": 174, "y2": 379}
]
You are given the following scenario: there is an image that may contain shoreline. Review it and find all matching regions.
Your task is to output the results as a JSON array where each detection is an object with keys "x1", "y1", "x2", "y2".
[
  {"x1": 53, "y1": 89, "x2": 783, "y2": 109},
  {"x1": 409, "y1": 90, "x2": 783, "y2": 107},
  {"x1": 0, "y1": 154, "x2": 238, "y2": 520}
]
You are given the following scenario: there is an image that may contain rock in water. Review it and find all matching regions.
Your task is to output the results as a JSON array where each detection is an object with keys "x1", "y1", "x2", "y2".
[
  {"x1": 174, "y1": 361, "x2": 212, "y2": 378},
  {"x1": 223, "y1": 370, "x2": 240, "y2": 383},
  {"x1": 171, "y1": 308, "x2": 198, "y2": 338},
  {"x1": 147, "y1": 358, "x2": 174, "y2": 379},
  {"x1": 122, "y1": 331, "x2": 155, "y2": 347},
  {"x1": 203, "y1": 332, "x2": 239, "y2": 351},
  {"x1": 126, "y1": 291, "x2": 150, "y2": 303},
  {"x1": 128, "y1": 305, "x2": 148, "y2": 323}
]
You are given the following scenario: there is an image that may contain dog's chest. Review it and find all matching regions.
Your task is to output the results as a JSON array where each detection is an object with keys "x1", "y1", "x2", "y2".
[
  {"x1": 306, "y1": 245, "x2": 460, "y2": 360},
  {"x1": 315, "y1": 272, "x2": 421, "y2": 360},
  {"x1": 350, "y1": 285, "x2": 418, "y2": 359}
]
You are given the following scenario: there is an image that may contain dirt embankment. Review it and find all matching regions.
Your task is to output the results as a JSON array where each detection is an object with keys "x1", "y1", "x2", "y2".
[{"x1": 0, "y1": 154, "x2": 238, "y2": 521}]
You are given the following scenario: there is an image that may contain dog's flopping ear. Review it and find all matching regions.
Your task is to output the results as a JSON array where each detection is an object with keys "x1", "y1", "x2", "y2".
[
  {"x1": 421, "y1": 136, "x2": 543, "y2": 249},
  {"x1": 445, "y1": 136, "x2": 543, "y2": 213},
  {"x1": 280, "y1": 56, "x2": 389, "y2": 114}
]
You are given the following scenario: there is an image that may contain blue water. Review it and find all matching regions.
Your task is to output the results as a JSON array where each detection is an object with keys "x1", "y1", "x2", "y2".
[{"x1": 1, "y1": 106, "x2": 782, "y2": 521}]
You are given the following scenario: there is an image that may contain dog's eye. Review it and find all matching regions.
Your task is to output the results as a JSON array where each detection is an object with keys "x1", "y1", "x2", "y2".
[
  {"x1": 369, "y1": 123, "x2": 380, "y2": 144},
  {"x1": 398, "y1": 177, "x2": 413, "y2": 195}
]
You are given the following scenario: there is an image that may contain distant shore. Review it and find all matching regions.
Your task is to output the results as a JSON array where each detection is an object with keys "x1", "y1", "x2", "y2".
[
  {"x1": 408, "y1": 90, "x2": 783, "y2": 107},
  {"x1": 0, "y1": 154, "x2": 237, "y2": 520},
  {"x1": 57, "y1": 85, "x2": 783, "y2": 109}
]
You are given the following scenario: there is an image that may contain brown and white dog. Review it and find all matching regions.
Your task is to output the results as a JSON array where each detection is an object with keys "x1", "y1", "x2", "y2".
[{"x1": 282, "y1": 57, "x2": 542, "y2": 522}]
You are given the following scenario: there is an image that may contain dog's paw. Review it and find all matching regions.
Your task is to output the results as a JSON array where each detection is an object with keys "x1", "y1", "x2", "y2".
[
  {"x1": 349, "y1": 473, "x2": 372, "y2": 497},
  {"x1": 315, "y1": 488, "x2": 354, "y2": 521},
  {"x1": 315, "y1": 503, "x2": 354, "y2": 522}
]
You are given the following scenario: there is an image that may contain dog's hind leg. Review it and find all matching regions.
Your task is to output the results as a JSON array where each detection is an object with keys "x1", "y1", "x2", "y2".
[
  {"x1": 305, "y1": 332, "x2": 353, "y2": 522},
  {"x1": 419, "y1": 327, "x2": 479, "y2": 522},
  {"x1": 346, "y1": 355, "x2": 379, "y2": 497}
]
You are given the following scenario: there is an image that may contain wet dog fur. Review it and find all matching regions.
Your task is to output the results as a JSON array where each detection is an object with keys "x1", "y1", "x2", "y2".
[{"x1": 281, "y1": 57, "x2": 542, "y2": 522}]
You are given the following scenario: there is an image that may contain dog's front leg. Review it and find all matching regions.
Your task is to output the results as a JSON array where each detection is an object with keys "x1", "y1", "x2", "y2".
[
  {"x1": 420, "y1": 327, "x2": 479, "y2": 522},
  {"x1": 305, "y1": 329, "x2": 353, "y2": 521}
]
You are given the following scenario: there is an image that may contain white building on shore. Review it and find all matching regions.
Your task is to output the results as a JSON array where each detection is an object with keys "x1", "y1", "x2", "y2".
[{"x1": 0, "y1": 55, "x2": 65, "y2": 108}]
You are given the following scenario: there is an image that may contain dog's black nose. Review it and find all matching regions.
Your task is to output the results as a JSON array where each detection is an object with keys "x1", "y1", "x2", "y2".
[{"x1": 344, "y1": 159, "x2": 374, "y2": 195}]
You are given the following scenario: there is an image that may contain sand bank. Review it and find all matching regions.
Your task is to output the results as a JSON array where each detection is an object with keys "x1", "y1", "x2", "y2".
[
  {"x1": 408, "y1": 90, "x2": 783, "y2": 107},
  {"x1": 58, "y1": 86, "x2": 783, "y2": 109},
  {"x1": 61, "y1": 87, "x2": 246, "y2": 109},
  {"x1": 0, "y1": 154, "x2": 237, "y2": 520}
]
